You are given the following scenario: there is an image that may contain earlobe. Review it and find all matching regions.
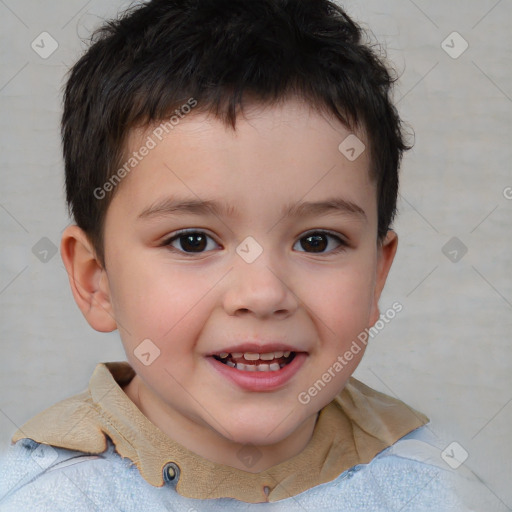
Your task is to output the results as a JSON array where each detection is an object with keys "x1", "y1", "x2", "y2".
[
  {"x1": 60, "y1": 225, "x2": 117, "y2": 332},
  {"x1": 369, "y1": 230, "x2": 398, "y2": 326}
]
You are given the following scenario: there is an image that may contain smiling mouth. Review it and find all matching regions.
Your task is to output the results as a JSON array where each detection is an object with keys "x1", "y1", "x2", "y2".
[{"x1": 212, "y1": 351, "x2": 297, "y2": 372}]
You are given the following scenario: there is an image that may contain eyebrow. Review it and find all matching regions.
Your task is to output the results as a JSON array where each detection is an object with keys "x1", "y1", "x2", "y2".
[{"x1": 137, "y1": 196, "x2": 367, "y2": 222}]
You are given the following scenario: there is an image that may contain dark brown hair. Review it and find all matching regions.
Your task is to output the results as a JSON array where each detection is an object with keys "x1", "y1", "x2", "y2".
[{"x1": 62, "y1": 0, "x2": 411, "y2": 267}]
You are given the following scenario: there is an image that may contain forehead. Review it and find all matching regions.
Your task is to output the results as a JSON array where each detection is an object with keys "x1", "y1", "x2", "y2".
[{"x1": 112, "y1": 99, "x2": 376, "y2": 224}]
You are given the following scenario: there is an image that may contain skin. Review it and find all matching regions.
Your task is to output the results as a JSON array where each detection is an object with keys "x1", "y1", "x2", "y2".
[{"x1": 61, "y1": 97, "x2": 398, "y2": 473}]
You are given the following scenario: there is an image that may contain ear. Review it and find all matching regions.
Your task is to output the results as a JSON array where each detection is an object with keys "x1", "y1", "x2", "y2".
[
  {"x1": 369, "y1": 230, "x2": 398, "y2": 326},
  {"x1": 60, "y1": 225, "x2": 117, "y2": 332}
]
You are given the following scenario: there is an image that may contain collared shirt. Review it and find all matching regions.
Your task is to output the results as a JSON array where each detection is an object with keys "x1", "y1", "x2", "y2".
[{"x1": 11, "y1": 361, "x2": 428, "y2": 504}]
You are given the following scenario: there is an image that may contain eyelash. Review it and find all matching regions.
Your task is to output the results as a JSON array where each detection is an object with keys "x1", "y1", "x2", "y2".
[{"x1": 161, "y1": 229, "x2": 348, "y2": 256}]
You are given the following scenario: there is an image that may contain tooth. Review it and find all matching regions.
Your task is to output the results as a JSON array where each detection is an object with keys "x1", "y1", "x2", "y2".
[
  {"x1": 274, "y1": 351, "x2": 284, "y2": 358},
  {"x1": 232, "y1": 352, "x2": 243, "y2": 358},
  {"x1": 244, "y1": 353, "x2": 260, "y2": 361},
  {"x1": 229, "y1": 360, "x2": 285, "y2": 372},
  {"x1": 219, "y1": 352, "x2": 229, "y2": 358},
  {"x1": 260, "y1": 352, "x2": 275, "y2": 360},
  {"x1": 236, "y1": 362, "x2": 256, "y2": 371},
  {"x1": 283, "y1": 351, "x2": 291, "y2": 357}
]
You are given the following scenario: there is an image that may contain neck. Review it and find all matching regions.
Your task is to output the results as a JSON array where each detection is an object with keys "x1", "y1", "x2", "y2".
[{"x1": 123, "y1": 374, "x2": 319, "y2": 473}]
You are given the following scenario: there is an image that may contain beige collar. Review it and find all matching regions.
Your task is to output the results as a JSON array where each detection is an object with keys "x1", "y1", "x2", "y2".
[{"x1": 12, "y1": 362, "x2": 428, "y2": 503}]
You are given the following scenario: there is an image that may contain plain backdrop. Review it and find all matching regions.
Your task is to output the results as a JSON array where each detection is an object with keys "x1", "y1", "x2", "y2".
[{"x1": 1, "y1": 0, "x2": 511, "y2": 509}]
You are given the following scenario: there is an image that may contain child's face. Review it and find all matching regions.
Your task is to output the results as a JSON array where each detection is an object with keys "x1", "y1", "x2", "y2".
[{"x1": 73, "y1": 98, "x2": 397, "y2": 461}]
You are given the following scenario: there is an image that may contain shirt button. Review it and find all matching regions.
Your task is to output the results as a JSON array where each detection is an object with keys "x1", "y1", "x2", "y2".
[{"x1": 163, "y1": 462, "x2": 180, "y2": 484}]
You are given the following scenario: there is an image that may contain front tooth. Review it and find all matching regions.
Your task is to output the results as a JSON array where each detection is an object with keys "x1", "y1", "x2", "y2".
[
  {"x1": 259, "y1": 352, "x2": 275, "y2": 360},
  {"x1": 244, "y1": 353, "x2": 260, "y2": 361},
  {"x1": 232, "y1": 352, "x2": 243, "y2": 358},
  {"x1": 233, "y1": 361, "x2": 282, "y2": 372}
]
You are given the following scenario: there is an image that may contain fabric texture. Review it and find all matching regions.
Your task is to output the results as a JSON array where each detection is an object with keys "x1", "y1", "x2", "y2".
[
  {"x1": 8, "y1": 361, "x2": 429, "y2": 502},
  {"x1": 0, "y1": 428, "x2": 488, "y2": 511},
  {"x1": 0, "y1": 362, "x2": 492, "y2": 510}
]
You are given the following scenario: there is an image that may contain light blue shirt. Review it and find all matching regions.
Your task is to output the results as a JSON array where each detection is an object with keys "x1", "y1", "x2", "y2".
[{"x1": 0, "y1": 426, "x2": 491, "y2": 511}]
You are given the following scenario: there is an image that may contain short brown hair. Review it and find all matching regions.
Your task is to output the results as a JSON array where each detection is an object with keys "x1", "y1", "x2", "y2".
[{"x1": 62, "y1": 0, "x2": 411, "y2": 267}]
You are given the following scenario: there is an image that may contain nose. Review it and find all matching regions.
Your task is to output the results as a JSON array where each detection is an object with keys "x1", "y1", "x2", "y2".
[{"x1": 223, "y1": 251, "x2": 299, "y2": 319}]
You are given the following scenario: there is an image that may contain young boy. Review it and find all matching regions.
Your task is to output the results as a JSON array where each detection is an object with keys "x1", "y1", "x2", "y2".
[{"x1": 0, "y1": 0, "x2": 484, "y2": 510}]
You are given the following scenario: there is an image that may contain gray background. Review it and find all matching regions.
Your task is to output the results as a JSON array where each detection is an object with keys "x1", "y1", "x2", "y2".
[{"x1": 1, "y1": 0, "x2": 511, "y2": 509}]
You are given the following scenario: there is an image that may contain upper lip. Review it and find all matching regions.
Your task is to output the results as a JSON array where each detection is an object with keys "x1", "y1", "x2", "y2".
[{"x1": 207, "y1": 342, "x2": 307, "y2": 356}]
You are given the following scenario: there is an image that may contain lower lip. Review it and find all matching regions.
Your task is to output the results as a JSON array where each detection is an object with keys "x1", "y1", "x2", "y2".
[{"x1": 206, "y1": 353, "x2": 307, "y2": 392}]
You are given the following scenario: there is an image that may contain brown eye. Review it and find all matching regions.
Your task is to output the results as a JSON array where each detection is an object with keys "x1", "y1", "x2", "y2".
[
  {"x1": 163, "y1": 230, "x2": 219, "y2": 254},
  {"x1": 295, "y1": 231, "x2": 346, "y2": 254},
  {"x1": 178, "y1": 233, "x2": 207, "y2": 252}
]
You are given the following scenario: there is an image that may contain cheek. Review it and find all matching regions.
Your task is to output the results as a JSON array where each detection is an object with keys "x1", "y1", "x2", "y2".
[
  {"x1": 297, "y1": 268, "x2": 374, "y2": 412},
  {"x1": 108, "y1": 260, "x2": 209, "y2": 351},
  {"x1": 303, "y1": 260, "x2": 376, "y2": 350},
  {"x1": 307, "y1": 260, "x2": 375, "y2": 315}
]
